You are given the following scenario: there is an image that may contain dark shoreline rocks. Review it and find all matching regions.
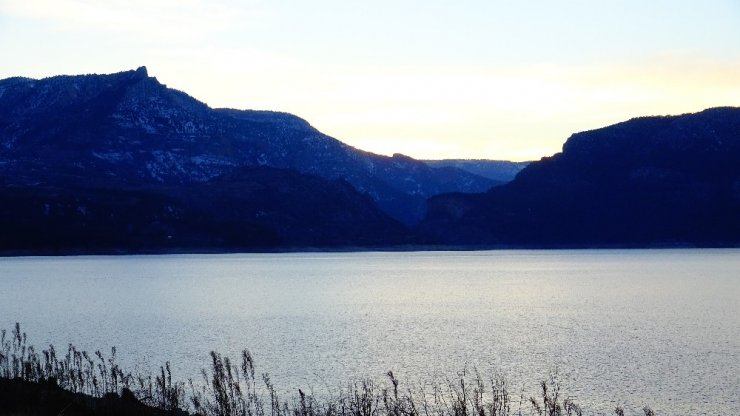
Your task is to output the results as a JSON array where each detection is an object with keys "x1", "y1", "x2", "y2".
[{"x1": 0, "y1": 377, "x2": 189, "y2": 416}]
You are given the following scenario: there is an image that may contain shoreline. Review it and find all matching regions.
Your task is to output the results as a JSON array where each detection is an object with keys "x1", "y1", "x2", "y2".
[
  {"x1": 2, "y1": 242, "x2": 739, "y2": 258},
  {"x1": 1, "y1": 324, "x2": 660, "y2": 416}
]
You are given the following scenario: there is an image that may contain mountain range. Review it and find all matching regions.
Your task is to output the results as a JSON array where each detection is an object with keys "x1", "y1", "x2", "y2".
[
  {"x1": 422, "y1": 159, "x2": 529, "y2": 183},
  {"x1": 1, "y1": 67, "x2": 738, "y2": 253},
  {"x1": 0, "y1": 67, "x2": 493, "y2": 226},
  {"x1": 420, "y1": 107, "x2": 740, "y2": 247}
]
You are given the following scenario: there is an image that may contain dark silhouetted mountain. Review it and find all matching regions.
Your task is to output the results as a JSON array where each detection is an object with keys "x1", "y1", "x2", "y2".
[
  {"x1": 5, "y1": 68, "x2": 736, "y2": 252},
  {"x1": 0, "y1": 166, "x2": 410, "y2": 253},
  {"x1": 422, "y1": 159, "x2": 530, "y2": 183},
  {"x1": 420, "y1": 108, "x2": 740, "y2": 247},
  {"x1": 0, "y1": 67, "x2": 494, "y2": 225}
]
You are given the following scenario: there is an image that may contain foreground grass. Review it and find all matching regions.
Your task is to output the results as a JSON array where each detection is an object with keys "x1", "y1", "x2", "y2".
[{"x1": 1, "y1": 324, "x2": 655, "y2": 416}]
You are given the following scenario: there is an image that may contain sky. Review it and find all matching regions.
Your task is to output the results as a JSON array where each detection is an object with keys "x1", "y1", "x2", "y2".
[{"x1": 1, "y1": 0, "x2": 740, "y2": 161}]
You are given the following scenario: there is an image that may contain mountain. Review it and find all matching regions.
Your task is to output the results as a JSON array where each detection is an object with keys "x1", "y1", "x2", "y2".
[
  {"x1": 422, "y1": 159, "x2": 529, "y2": 183},
  {"x1": 0, "y1": 67, "x2": 494, "y2": 225},
  {"x1": 0, "y1": 166, "x2": 411, "y2": 253},
  {"x1": 4, "y1": 68, "x2": 737, "y2": 252},
  {"x1": 420, "y1": 107, "x2": 740, "y2": 247}
]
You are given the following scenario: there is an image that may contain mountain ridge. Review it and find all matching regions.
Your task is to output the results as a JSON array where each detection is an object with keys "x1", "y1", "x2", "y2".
[
  {"x1": 0, "y1": 67, "x2": 496, "y2": 225},
  {"x1": 2, "y1": 68, "x2": 738, "y2": 252},
  {"x1": 419, "y1": 107, "x2": 740, "y2": 246},
  {"x1": 422, "y1": 159, "x2": 530, "y2": 183}
]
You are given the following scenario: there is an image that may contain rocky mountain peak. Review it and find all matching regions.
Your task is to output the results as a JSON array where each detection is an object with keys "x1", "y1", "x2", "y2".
[{"x1": 134, "y1": 66, "x2": 148, "y2": 78}]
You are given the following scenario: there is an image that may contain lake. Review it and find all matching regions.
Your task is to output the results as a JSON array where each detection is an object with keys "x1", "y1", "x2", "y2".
[{"x1": 1, "y1": 249, "x2": 738, "y2": 415}]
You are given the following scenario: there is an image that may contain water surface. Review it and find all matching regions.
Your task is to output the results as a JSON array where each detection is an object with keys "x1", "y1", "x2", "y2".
[{"x1": 1, "y1": 249, "x2": 738, "y2": 415}]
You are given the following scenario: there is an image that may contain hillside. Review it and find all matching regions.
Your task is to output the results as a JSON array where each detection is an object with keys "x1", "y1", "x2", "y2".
[
  {"x1": 3, "y1": 68, "x2": 738, "y2": 251},
  {"x1": 0, "y1": 167, "x2": 412, "y2": 253},
  {"x1": 0, "y1": 67, "x2": 494, "y2": 225},
  {"x1": 420, "y1": 108, "x2": 740, "y2": 246},
  {"x1": 423, "y1": 159, "x2": 529, "y2": 183}
]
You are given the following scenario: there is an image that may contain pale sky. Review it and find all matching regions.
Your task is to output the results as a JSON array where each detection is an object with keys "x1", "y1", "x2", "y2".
[{"x1": 1, "y1": 0, "x2": 740, "y2": 161}]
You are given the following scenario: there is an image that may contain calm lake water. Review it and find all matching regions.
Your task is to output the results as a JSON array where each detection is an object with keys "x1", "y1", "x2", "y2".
[{"x1": 1, "y1": 249, "x2": 738, "y2": 415}]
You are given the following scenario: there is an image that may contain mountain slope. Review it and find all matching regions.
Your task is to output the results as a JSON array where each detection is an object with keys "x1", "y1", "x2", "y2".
[
  {"x1": 0, "y1": 67, "x2": 494, "y2": 224},
  {"x1": 420, "y1": 107, "x2": 740, "y2": 246},
  {"x1": 422, "y1": 159, "x2": 529, "y2": 183},
  {"x1": 0, "y1": 166, "x2": 411, "y2": 253}
]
